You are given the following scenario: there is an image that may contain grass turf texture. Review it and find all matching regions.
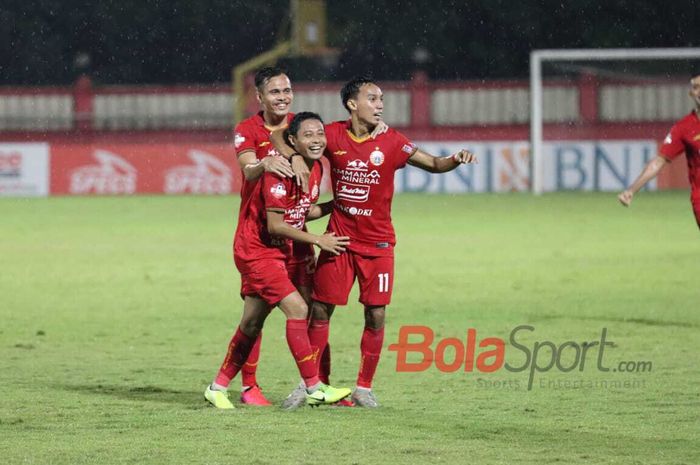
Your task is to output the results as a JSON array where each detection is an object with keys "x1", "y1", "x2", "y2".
[{"x1": 1, "y1": 192, "x2": 698, "y2": 465}]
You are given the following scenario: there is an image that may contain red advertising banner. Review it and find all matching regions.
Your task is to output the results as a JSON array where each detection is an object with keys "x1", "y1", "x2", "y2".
[{"x1": 50, "y1": 144, "x2": 243, "y2": 195}]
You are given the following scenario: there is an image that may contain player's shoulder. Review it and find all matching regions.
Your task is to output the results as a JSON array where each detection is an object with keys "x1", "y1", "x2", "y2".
[{"x1": 674, "y1": 111, "x2": 699, "y2": 130}]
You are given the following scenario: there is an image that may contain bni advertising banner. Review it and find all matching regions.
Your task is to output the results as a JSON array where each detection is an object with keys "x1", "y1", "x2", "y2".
[
  {"x1": 396, "y1": 140, "x2": 659, "y2": 193},
  {"x1": 0, "y1": 143, "x2": 50, "y2": 196}
]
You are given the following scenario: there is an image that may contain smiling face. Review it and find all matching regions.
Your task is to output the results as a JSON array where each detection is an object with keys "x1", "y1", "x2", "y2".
[
  {"x1": 257, "y1": 74, "x2": 293, "y2": 118},
  {"x1": 348, "y1": 83, "x2": 384, "y2": 127},
  {"x1": 289, "y1": 118, "x2": 326, "y2": 160},
  {"x1": 690, "y1": 74, "x2": 700, "y2": 110}
]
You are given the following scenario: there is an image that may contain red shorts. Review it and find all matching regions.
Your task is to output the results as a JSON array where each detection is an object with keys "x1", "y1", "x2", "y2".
[
  {"x1": 287, "y1": 253, "x2": 316, "y2": 289},
  {"x1": 312, "y1": 250, "x2": 394, "y2": 306},
  {"x1": 235, "y1": 256, "x2": 297, "y2": 306}
]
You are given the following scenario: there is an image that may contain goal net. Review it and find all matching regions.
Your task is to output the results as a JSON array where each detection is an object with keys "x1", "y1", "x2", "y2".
[{"x1": 530, "y1": 48, "x2": 700, "y2": 194}]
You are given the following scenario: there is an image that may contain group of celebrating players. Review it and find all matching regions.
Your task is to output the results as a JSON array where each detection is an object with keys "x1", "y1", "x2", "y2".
[
  {"x1": 203, "y1": 67, "x2": 700, "y2": 410},
  {"x1": 203, "y1": 67, "x2": 477, "y2": 409}
]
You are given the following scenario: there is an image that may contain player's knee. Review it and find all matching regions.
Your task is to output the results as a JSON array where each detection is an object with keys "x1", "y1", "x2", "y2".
[
  {"x1": 364, "y1": 306, "x2": 385, "y2": 329},
  {"x1": 239, "y1": 319, "x2": 263, "y2": 337},
  {"x1": 311, "y1": 301, "x2": 334, "y2": 320}
]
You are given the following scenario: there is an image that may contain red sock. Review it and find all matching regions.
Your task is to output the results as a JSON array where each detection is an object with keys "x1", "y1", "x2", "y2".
[
  {"x1": 286, "y1": 319, "x2": 320, "y2": 388},
  {"x1": 320, "y1": 343, "x2": 331, "y2": 385},
  {"x1": 357, "y1": 326, "x2": 384, "y2": 389},
  {"x1": 214, "y1": 326, "x2": 256, "y2": 388},
  {"x1": 241, "y1": 332, "x2": 262, "y2": 388},
  {"x1": 308, "y1": 320, "x2": 330, "y2": 384}
]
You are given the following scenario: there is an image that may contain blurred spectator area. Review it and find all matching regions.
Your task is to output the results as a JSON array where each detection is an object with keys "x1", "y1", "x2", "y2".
[{"x1": 0, "y1": 71, "x2": 692, "y2": 142}]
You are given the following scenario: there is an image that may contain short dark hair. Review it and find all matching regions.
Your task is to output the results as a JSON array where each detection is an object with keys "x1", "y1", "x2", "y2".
[
  {"x1": 340, "y1": 75, "x2": 376, "y2": 112},
  {"x1": 286, "y1": 111, "x2": 324, "y2": 140},
  {"x1": 254, "y1": 66, "x2": 287, "y2": 92}
]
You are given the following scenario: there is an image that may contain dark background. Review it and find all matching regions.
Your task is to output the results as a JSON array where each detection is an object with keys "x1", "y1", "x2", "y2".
[{"x1": 1, "y1": 0, "x2": 698, "y2": 85}]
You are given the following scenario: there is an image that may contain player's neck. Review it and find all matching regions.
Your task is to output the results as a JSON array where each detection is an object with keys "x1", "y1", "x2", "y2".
[
  {"x1": 262, "y1": 112, "x2": 288, "y2": 131},
  {"x1": 349, "y1": 115, "x2": 373, "y2": 139}
]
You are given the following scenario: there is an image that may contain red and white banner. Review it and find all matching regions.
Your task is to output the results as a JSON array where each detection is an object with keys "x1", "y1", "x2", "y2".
[
  {"x1": 0, "y1": 143, "x2": 49, "y2": 196},
  {"x1": 50, "y1": 144, "x2": 243, "y2": 195}
]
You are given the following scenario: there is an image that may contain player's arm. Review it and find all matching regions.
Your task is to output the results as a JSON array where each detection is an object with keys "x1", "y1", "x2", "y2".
[
  {"x1": 266, "y1": 209, "x2": 349, "y2": 255},
  {"x1": 306, "y1": 201, "x2": 334, "y2": 221},
  {"x1": 270, "y1": 128, "x2": 311, "y2": 191},
  {"x1": 407, "y1": 148, "x2": 478, "y2": 173},
  {"x1": 618, "y1": 155, "x2": 670, "y2": 207},
  {"x1": 238, "y1": 149, "x2": 294, "y2": 181}
]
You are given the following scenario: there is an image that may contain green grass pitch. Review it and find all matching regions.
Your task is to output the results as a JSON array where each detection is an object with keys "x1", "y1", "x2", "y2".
[{"x1": 1, "y1": 192, "x2": 698, "y2": 464}]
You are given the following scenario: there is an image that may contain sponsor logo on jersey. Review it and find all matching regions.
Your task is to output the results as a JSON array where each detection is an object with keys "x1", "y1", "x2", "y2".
[
  {"x1": 270, "y1": 182, "x2": 287, "y2": 198},
  {"x1": 369, "y1": 148, "x2": 385, "y2": 166},
  {"x1": 70, "y1": 150, "x2": 137, "y2": 194},
  {"x1": 337, "y1": 203, "x2": 373, "y2": 216},
  {"x1": 164, "y1": 150, "x2": 232, "y2": 194},
  {"x1": 401, "y1": 143, "x2": 416, "y2": 154},
  {"x1": 267, "y1": 148, "x2": 280, "y2": 157},
  {"x1": 333, "y1": 150, "x2": 347, "y2": 156},
  {"x1": 336, "y1": 181, "x2": 370, "y2": 202},
  {"x1": 663, "y1": 133, "x2": 672, "y2": 145},
  {"x1": 234, "y1": 133, "x2": 246, "y2": 149},
  {"x1": 346, "y1": 159, "x2": 370, "y2": 171}
]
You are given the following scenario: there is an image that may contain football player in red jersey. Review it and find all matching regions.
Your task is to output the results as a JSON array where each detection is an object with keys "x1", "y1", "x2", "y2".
[
  {"x1": 619, "y1": 73, "x2": 700, "y2": 229},
  {"x1": 227, "y1": 66, "x2": 300, "y2": 405},
  {"x1": 205, "y1": 112, "x2": 353, "y2": 409},
  {"x1": 272, "y1": 76, "x2": 477, "y2": 408}
]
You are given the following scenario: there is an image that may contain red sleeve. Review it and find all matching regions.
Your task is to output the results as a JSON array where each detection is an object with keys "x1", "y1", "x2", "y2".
[
  {"x1": 262, "y1": 172, "x2": 292, "y2": 211},
  {"x1": 659, "y1": 122, "x2": 686, "y2": 161},
  {"x1": 234, "y1": 121, "x2": 257, "y2": 157},
  {"x1": 391, "y1": 129, "x2": 417, "y2": 169}
]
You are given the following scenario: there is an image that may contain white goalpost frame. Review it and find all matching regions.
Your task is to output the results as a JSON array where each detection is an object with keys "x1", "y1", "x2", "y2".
[{"x1": 529, "y1": 47, "x2": 700, "y2": 195}]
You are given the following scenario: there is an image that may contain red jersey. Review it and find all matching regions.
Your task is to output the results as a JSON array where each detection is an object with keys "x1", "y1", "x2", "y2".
[
  {"x1": 233, "y1": 161, "x2": 323, "y2": 263},
  {"x1": 233, "y1": 111, "x2": 314, "y2": 258},
  {"x1": 323, "y1": 120, "x2": 416, "y2": 256},
  {"x1": 660, "y1": 110, "x2": 700, "y2": 200}
]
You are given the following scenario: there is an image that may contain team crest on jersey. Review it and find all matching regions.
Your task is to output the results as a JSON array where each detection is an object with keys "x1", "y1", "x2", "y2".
[
  {"x1": 369, "y1": 148, "x2": 385, "y2": 166},
  {"x1": 693, "y1": 133, "x2": 700, "y2": 141},
  {"x1": 270, "y1": 183, "x2": 287, "y2": 198},
  {"x1": 663, "y1": 133, "x2": 672, "y2": 145},
  {"x1": 234, "y1": 133, "x2": 246, "y2": 149},
  {"x1": 401, "y1": 143, "x2": 416, "y2": 154}
]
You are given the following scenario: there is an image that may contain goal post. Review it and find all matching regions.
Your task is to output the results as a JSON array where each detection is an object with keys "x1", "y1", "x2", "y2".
[{"x1": 530, "y1": 47, "x2": 700, "y2": 195}]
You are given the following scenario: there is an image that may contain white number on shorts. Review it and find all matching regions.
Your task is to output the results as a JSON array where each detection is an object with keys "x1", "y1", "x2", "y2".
[{"x1": 378, "y1": 273, "x2": 390, "y2": 293}]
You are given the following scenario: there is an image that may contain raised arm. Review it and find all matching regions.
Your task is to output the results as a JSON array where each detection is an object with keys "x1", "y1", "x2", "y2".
[
  {"x1": 270, "y1": 128, "x2": 311, "y2": 191},
  {"x1": 266, "y1": 209, "x2": 349, "y2": 255},
  {"x1": 407, "y1": 148, "x2": 478, "y2": 173},
  {"x1": 618, "y1": 156, "x2": 669, "y2": 207},
  {"x1": 238, "y1": 149, "x2": 294, "y2": 181}
]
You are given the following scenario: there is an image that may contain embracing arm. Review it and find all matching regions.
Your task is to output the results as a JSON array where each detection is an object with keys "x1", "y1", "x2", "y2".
[
  {"x1": 618, "y1": 155, "x2": 670, "y2": 207},
  {"x1": 266, "y1": 210, "x2": 349, "y2": 255},
  {"x1": 407, "y1": 148, "x2": 478, "y2": 173},
  {"x1": 238, "y1": 150, "x2": 294, "y2": 181},
  {"x1": 306, "y1": 201, "x2": 334, "y2": 221}
]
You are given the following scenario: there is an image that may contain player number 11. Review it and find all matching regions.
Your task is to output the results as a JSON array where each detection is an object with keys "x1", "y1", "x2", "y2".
[{"x1": 378, "y1": 272, "x2": 390, "y2": 293}]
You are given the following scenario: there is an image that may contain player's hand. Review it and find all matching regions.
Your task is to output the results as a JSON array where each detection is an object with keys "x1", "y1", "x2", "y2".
[
  {"x1": 315, "y1": 232, "x2": 350, "y2": 255},
  {"x1": 618, "y1": 190, "x2": 633, "y2": 207},
  {"x1": 291, "y1": 155, "x2": 311, "y2": 193},
  {"x1": 370, "y1": 121, "x2": 389, "y2": 139},
  {"x1": 452, "y1": 149, "x2": 478, "y2": 164},
  {"x1": 261, "y1": 156, "x2": 295, "y2": 178}
]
